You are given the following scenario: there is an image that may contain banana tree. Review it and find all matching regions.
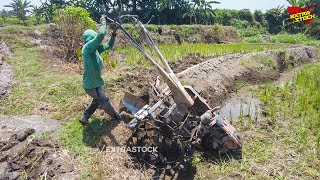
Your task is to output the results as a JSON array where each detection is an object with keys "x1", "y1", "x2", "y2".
[{"x1": 5, "y1": 0, "x2": 32, "y2": 21}]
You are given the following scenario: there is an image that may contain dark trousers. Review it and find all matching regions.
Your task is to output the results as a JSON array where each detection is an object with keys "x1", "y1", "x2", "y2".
[{"x1": 83, "y1": 86, "x2": 118, "y2": 119}]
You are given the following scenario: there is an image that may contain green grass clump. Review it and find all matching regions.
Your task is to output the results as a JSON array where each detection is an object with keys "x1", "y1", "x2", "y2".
[
  {"x1": 256, "y1": 64, "x2": 320, "y2": 175},
  {"x1": 259, "y1": 64, "x2": 320, "y2": 137},
  {"x1": 260, "y1": 65, "x2": 320, "y2": 131},
  {"x1": 238, "y1": 27, "x2": 268, "y2": 37},
  {"x1": 58, "y1": 118, "x2": 103, "y2": 178},
  {"x1": 270, "y1": 33, "x2": 320, "y2": 47},
  {"x1": 245, "y1": 33, "x2": 320, "y2": 47},
  {"x1": 58, "y1": 117, "x2": 122, "y2": 178}
]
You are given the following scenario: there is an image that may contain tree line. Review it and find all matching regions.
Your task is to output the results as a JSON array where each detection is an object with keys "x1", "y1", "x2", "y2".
[{"x1": 1, "y1": 0, "x2": 319, "y2": 38}]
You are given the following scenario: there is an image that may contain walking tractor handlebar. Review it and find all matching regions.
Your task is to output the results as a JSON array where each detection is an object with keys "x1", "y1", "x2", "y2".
[
  {"x1": 106, "y1": 15, "x2": 243, "y2": 172},
  {"x1": 106, "y1": 15, "x2": 194, "y2": 109}
]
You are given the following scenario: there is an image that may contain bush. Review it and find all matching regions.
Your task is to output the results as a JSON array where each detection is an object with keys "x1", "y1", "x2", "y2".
[
  {"x1": 214, "y1": 9, "x2": 239, "y2": 26},
  {"x1": 253, "y1": 10, "x2": 264, "y2": 25},
  {"x1": 52, "y1": 6, "x2": 97, "y2": 62},
  {"x1": 265, "y1": 8, "x2": 286, "y2": 34},
  {"x1": 238, "y1": 27, "x2": 268, "y2": 37},
  {"x1": 309, "y1": 18, "x2": 320, "y2": 40},
  {"x1": 230, "y1": 19, "x2": 249, "y2": 29}
]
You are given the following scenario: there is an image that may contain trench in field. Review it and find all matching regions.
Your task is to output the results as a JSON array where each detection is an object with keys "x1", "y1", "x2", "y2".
[{"x1": 219, "y1": 64, "x2": 308, "y2": 121}]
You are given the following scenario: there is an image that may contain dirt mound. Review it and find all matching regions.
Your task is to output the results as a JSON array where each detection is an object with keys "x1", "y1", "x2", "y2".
[
  {"x1": 0, "y1": 116, "x2": 76, "y2": 179},
  {"x1": 0, "y1": 128, "x2": 78, "y2": 180},
  {"x1": 177, "y1": 46, "x2": 320, "y2": 107},
  {"x1": 0, "y1": 38, "x2": 15, "y2": 100}
]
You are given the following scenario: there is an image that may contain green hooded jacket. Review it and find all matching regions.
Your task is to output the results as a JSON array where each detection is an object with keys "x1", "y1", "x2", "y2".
[{"x1": 82, "y1": 25, "x2": 116, "y2": 89}]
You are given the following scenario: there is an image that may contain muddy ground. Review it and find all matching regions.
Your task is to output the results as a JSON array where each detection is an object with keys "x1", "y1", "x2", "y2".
[
  {"x1": 0, "y1": 36, "x2": 78, "y2": 180},
  {"x1": 0, "y1": 116, "x2": 79, "y2": 179}
]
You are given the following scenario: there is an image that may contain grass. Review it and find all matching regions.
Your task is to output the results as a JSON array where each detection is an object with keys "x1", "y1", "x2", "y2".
[
  {"x1": 193, "y1": 64, "x2": 320, "y2": 179},
  {"x1": 258, "y1": 64, "x2": 320, "y2": 141},
  {"x1": 58, "y1": 118, "x2": 107, "y2": 178},
  {"x1": 112, "y1": 43, "x2": 290, "y2": 65},
  {"x1": 244, "y1": 33, "x2": 320, "y2": 48},
  {"x1": 0, "y1": 17, "x2": 47, "y2": 26},
  {"x1": 0, "y1": 46, "x2": 84, "y2": 120},
  {"x1": 270, "y1": 33, "x2": 320, "y2": 47},
  {"x1": 0, "y1": 25, "x2": 84, "y2": 120}
]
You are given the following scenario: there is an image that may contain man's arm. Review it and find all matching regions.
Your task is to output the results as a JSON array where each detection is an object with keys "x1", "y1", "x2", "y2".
[
  {"x1": 97, "y1": 34, "x2": 116, "y2": 53},
  {"x1": 85, "y1": 15, "x2": 107, "y2": 53},
  {"x1": 85, "y1": 25, "x2": 107, "y2": 53}
]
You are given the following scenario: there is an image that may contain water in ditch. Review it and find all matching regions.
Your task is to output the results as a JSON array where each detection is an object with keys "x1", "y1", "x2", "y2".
[{"x1": 220, "y1": 92, "x2": 262, "y2": 122}]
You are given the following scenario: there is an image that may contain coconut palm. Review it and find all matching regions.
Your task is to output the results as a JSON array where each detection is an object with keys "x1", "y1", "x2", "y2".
[
  {"x1": 286, "y1": 0, "x2": 311, "y2": 6},
  {"x1": 191, "y1": 0, "x2": 220, "y2": 24}
]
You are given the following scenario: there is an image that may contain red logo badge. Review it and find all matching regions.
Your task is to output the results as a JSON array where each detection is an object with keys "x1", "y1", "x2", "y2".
[{"x1": 288, "y1": 4, "x2": 316, "y2": 24}]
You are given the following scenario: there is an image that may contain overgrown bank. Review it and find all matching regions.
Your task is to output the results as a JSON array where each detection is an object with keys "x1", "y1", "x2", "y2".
[
  {"x1": 0, "y1": 23, "x2": 320, "y2": 179},
  {"x1": 178, "y1": 46, "x2": 320, "y2": 107}
]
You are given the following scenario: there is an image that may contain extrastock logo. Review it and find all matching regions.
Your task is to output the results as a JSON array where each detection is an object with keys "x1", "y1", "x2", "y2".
[{"x1": 288, "y1": 4, "x2": 316, "y2": 24}]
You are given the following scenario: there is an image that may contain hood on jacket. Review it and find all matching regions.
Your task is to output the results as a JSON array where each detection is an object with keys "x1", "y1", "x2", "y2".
[{"x1": 83, "y1": 29, "x2": 97, "y2": 43}]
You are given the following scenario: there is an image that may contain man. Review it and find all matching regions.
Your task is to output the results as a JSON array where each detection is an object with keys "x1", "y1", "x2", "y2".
[{"x1": 80, "y1": 15, "x2": 121, "y2": 125}]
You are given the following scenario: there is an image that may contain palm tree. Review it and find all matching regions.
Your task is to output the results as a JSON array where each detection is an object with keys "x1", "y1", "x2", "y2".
[
  {"x1": 39, "y1": 0, "x2": 67, "y2": 21},
  {"x1": 191, "y1": 0, "x2": 220, "y2": 24},
  {"x1": 286, "y1": 0, "x2": 311, "y2": 6},
  {"x1": 5, "y1": 0, "x2": 32, "y2": 21},
  {"x1": 202, "y1": 0, "x2": 219, "y2": 24}
]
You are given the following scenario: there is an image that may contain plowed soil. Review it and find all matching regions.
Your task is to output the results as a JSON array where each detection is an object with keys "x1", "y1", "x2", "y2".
[{"x1": 0, "y1": 116, "x2": 78, "y2": 179}]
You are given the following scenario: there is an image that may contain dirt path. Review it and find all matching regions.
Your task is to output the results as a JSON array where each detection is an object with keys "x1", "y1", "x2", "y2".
[{"x1": 0, "y1": 38, "x2": 14, "y2": 100}]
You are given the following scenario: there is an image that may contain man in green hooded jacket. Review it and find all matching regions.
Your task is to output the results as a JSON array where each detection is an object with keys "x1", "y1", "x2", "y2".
[{"x1": 80, "y1": 15, "x2": 121, "y2": 125}]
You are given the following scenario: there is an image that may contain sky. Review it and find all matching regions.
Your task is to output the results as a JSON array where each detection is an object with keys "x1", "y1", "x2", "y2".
[{"x1": 1, "y1": 0, "x2": 290, "y2": 12}]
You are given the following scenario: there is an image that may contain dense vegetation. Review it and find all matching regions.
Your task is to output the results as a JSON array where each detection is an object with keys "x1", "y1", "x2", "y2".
[{"x1": 1, "y1": 0, "x2": 319, "y2": 39}]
